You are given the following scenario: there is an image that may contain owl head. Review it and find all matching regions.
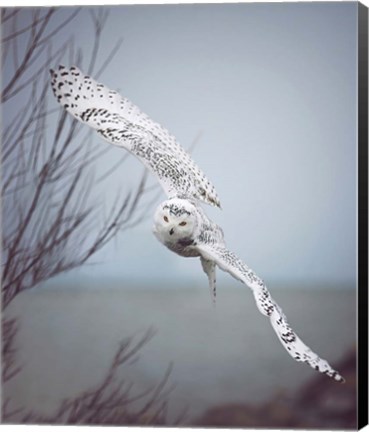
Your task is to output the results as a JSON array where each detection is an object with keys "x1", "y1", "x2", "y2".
[{"x1": 153, "y1": 198, "x2": 198, "y2": 243}]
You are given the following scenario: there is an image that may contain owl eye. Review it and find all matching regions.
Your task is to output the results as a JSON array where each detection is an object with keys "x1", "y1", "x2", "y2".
[
  {"x1": 163, "y1": 216, "x2": 169, "y2": 222},
  {"x1": 179, "y1": 221, "x2": 187, "y2": 226}
]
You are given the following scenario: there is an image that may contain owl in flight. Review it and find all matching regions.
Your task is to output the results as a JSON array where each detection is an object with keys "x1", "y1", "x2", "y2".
[{"x1": 50, "y1": 65, "x2": 344, "y2": 383}]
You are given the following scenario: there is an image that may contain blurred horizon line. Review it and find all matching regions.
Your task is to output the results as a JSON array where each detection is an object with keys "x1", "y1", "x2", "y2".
[{"x1": 27, "y1": 273, "x2": 356, "y2": 292}]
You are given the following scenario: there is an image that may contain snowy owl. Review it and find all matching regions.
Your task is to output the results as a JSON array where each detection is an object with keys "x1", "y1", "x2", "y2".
[{"x1": 50, "y1": 65, "x2": 344, "y2": 383}]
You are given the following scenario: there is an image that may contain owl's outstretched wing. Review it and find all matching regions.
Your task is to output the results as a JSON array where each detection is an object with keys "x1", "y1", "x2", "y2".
[
  {"x1": 50, "y1": 65, "x2": 221, "y2": 208},
  {"x1": 196, "y1": 243, "x2": 344, "y2": 382}
]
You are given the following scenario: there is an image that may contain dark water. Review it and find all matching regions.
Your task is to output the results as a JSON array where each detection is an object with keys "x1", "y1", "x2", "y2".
[{"x1": 4, "y1": 283, "x2": 355, "y2": 423}]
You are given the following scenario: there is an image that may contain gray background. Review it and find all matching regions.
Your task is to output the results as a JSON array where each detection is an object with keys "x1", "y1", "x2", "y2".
[
  {"x1": 3, "y1": 2, "x2": 358, "y2": 423},
  {"x1": 69, "y1": 2, "x2": 357, "y2": 288},
  {"x1": 6, "y1": 2, "x2": 358, "y2": 287}
]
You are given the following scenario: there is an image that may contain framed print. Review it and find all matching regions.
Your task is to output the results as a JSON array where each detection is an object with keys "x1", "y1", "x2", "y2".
[{"x1": 1, "y1": 1, "x2": 368, "y2": 429}]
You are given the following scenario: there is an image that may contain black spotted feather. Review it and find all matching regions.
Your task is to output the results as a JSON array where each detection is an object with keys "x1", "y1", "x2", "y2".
[
  {"x1": 50, "y1": 65, "x2": 221, "y2": 208},
  {"x1": 196, "y1": 231, "x2": 344, "y2": 383}
]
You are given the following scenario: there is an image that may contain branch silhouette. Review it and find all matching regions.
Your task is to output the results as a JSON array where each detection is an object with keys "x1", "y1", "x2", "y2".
[{"x1": 2, "y1": 8, "x2": 175, "y2": 425}]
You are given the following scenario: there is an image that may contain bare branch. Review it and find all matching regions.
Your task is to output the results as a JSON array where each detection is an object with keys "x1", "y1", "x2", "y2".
[
  {"x1": 1, "y1": 11, "x2": 51, "y2": 43},
  {"x1": 86, "y1": 9, "x2": 107, "y2": 75},
  {"x1": 2, "y1": 8, "x2": 56, "y2": 101},
  {"x1": 2, "y1": 7, "x2": 155, "y2": 308},
  {"x1": 94, "y1": 38, "x2": 124, "y2": 80},
  {"x1": 1, "y1": 8, "x2": 167, "y2": 426},
  {"x1": 1, "y1": 8, "x2": 20, "y2": 24},
  {"x1": 36, "y1": 8, "x2": 80, "y2": 47},
  {"x1": 4, "y1": 38, "x2": 72, "y2": 101},
  {"x1": 2, "y1": 328, "x2": 179, "y2": 425},
  {"x1": 2, "y1": 318, "x2": 22, "y2": 383}
]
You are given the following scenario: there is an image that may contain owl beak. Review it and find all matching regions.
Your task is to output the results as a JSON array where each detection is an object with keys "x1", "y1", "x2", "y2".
[{"x1": 169, "y1": 228, "x2": 174, "y2": 235}]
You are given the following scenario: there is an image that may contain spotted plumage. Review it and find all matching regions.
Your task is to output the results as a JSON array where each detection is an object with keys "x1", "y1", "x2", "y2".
[
  {"x1": 153, "y1": 198, "x2": 344, "y2": 383},
  {"x1": 50, "y1": 65, "x2": 221, "y2": 208},
  {"x1": 50, "y1": 67, "x2": 344, "y2": 383}
]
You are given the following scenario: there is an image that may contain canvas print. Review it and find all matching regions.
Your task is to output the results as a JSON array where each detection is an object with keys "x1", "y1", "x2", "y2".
[{"x1": 1, "y1": 2, "x2": 366, "y2": 429}]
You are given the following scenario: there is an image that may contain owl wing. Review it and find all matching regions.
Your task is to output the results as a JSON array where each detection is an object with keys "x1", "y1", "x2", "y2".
[
  {"x1": 196, "y1": 243, "x2": 344, "y2": 382},
  {"x1": 50, "y1": 65, "x2": 221, "y2": 208}
]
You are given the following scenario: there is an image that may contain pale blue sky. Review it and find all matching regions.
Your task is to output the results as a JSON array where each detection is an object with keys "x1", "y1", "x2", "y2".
[{"x1": 4, "y1": 2, "x2": 358, "y2": 288}]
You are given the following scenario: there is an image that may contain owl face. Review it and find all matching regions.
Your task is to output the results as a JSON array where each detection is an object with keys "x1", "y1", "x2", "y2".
[{"x1": 153, "y1": 198, "x2": 198, "y2": 243}]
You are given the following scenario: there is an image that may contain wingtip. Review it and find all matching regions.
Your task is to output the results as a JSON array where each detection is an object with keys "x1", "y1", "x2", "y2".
[
  {"x1": 330, "y1": 370, "x2": 345, "y2": 383},
  {"x1": 335, "y1": 374, "x2": 345, "y2": 384},
  {"x1": 208, "y1": 196, "x2": 222, "y2": 209}
]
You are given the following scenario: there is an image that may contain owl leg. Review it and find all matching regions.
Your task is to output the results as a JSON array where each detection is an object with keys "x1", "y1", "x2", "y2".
[{"x1": 200, "y1": 257, "x2": 217, "y2": 305}]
